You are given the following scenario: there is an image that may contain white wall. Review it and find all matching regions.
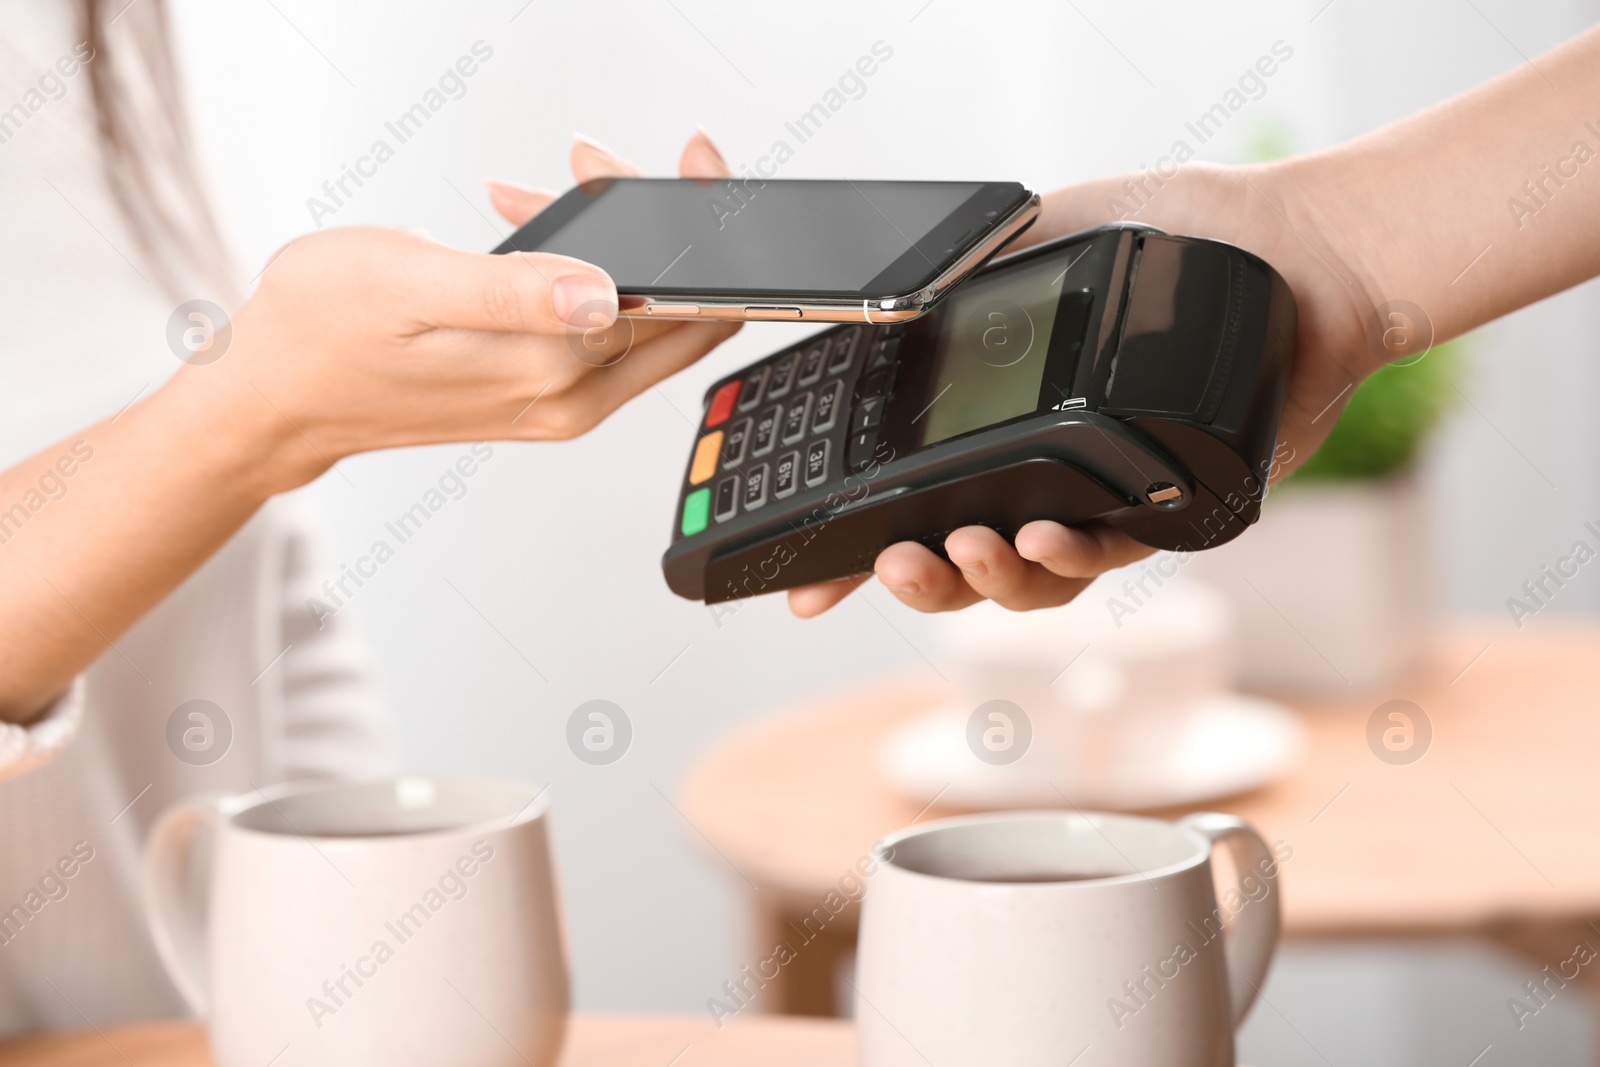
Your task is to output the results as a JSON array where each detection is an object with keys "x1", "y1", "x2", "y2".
[{"x1": 170, "y1": 0, "x2": 1600, "y2": 1059}]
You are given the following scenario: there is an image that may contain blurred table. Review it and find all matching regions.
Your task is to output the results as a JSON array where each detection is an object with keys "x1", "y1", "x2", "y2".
[
  {"x1": 681, "y1": 623, "x2": 1600, "y2": 1016},
  {"x1": 0, "y1": 1017, "x2": 1275, "y2": 1067},
  {"x1": 0, "y1": 1015, "x2": 854, "y2": 1067}
]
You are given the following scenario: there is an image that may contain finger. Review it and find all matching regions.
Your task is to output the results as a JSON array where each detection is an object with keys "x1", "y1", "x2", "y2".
[
  {"x1": 1029, "y1": 176, "x2": 1133, "y2": 241},
  {"x1": 485, "y1": 179, "x2": 557, "y2": 227},
  {"x1": 563, "y1": 319, "x2": 743, "y2": 420},
  {"x1": 987, "y1": 176, "x2": 1128, "y2": 256},
  {"x1": 1013, "y1": 521, "x2": 1154, "y2": 578},
  {"x1": 679, "y1": 125, "x2": 733, "y2": 179},
  {"x1": 449, "y1": 310, "x2": 732, "y2": 405},
  {"x1": 874, "y1": 541, "x2": 984, "y2": 613},
  {"x1": 425, "y1": 244, "x2": 617, "y2": 334},
  {"x1": 1273, "y1": 341, "x2": 1366, "y2": 485},
  {"x1": 571, "y1": 133, "x2": 644, "y2": 182},
  {"x1": 943, "y1": 526, "x2": 1094, "y2": 611},
  {"x1": 788, "y1": 577, "x2": 864, "y2": 618}
]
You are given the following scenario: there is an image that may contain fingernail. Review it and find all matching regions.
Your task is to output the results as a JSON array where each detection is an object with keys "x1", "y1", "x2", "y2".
[
  {"x1": 552, "y1": 274, "x2": 618, "y2": 329},
  {"x1": 958, "y1": 561, "x2": 988, "y2": 580},
  {"x1": 484, "y1": 178, "x2": 524, "y2": 198},
  {"x1": 572, "y1": 132, "x2": 616, "y2": 156},
  {"x1": 483, "y1": 179, "x2": 553, "y2": 198},
  {"x1": 693, "y1": 124, "x2": 727, "y2": 165},
  {"x1": 485, "y1": 179, "x2": 552, "y2": 209},
  {"x1": 887, "y1": 583, "x2": 920, "y2": 598}
]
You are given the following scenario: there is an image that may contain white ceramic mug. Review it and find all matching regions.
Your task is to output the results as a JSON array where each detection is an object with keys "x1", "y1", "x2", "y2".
[
  {"x1": 142, "y1": 776, "x2": 569, "y2": 1067},
  {"x1": 856, "y1": 810, "x2": 1282, "y2": 1067}
]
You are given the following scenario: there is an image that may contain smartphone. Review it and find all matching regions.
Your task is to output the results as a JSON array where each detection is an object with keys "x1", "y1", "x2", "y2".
[{"x1": 493, "y1": 177, "x2": 1039, "y2": 323}]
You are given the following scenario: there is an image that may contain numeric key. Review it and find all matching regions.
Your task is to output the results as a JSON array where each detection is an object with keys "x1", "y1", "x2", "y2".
[
  {"x1": 752, "y1": 405, "x2": 780, "y2": 457},
  {"x1": 714, "y1": 475, "x2": 739, "y2": 522},
  {"x1": 805, "y1": 439, "x2": 830, "y2": 487},
  {"x1": 812, "y1": 380, "x2": 844, "y2": 434},
  {"x1": 737, "y1": 365, "x2": 769, "y2": 412},
  {"x1": 827, "y1": 329, "x2": 862, "y2": 374},
  {"x1": 773, "y1": 451, "x2": 800, "y2": 498},
  {"x1": 781, "y1": 392, "x2": 813, "y2": 446},
  {"x1": 766, "y1": 353, "x2": 800, "y2": 400},
  {"x1": 798, "y1": 341, "x2": 827, "y2": 386},
  {"x1": 743, "y1": 463, "x2": 769, "y2": 510},
  {"x1": 721, "y1": 417, "x2": 752, "y2": 468}
]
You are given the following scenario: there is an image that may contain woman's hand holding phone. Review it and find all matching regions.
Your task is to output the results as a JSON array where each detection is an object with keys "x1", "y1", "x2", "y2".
[
  {"x1": 187, "y1": 134, "x2": 742, "y2": 490},
  {"x1": 0, "y1": 133, "x2": 741, "y2": 723}
]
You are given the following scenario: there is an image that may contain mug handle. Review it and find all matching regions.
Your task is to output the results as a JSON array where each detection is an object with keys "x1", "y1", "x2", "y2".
[
  {"x1": 1178, "y1": 812, "x2": 1281, "y2": 1026},
  {"x1": 141, "y1": 798, "x2": 216, "y2": 1016}
]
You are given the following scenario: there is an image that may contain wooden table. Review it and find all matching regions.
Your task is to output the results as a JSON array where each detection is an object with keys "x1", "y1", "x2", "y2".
[
  {"x1": 0, "y1": 1018, "x2": 1272, "y2": 1067},
  {"x1": 681, "y1": 622, "x2": 1600, "y2": 1016},
  {"x1": 0, "y1": 1016, "x2": 854, "y2": 1067}
]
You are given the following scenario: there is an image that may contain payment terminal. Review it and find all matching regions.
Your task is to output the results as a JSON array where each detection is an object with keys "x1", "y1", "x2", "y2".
[{"x1": 661, "y1": 224, "x2": 1296, "y2": 605}]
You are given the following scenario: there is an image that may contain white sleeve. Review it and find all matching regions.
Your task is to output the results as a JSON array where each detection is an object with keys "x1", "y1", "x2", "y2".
[
  {"x1": 270, "y1": 496, "x2": 401, "y2": 782},
  {"x1": 0, "y1": 676, "x2": 85, "y2": 781}
]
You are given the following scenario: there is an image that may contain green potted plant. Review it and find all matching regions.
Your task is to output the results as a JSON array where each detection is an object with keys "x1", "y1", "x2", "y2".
[{"x1": 1290, "y1": 344, "x2": 1461, "y2": 484}]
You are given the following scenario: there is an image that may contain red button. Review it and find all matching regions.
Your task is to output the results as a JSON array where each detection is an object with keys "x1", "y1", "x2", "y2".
[{"x1": 705, "y1": 380, "x2": 741, "y2": 427}]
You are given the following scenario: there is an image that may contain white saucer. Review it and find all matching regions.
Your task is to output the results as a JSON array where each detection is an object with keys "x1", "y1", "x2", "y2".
[{"x1": 881, "y1": 694, "x2": 1308, "y2": 812}]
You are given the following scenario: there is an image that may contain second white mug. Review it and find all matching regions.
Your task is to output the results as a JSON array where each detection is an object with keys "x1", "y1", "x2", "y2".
[{"x1": 857, "y1": 809, "x2": 1283, "y2": 1067}]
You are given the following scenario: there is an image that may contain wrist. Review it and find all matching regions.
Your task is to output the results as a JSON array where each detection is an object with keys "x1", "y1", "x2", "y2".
[
  {"x1": 1262, "y1": 152, "x2": 1393, "y2": 375},
  {"x1": 151, "y1": 361, "x2": 329, "y2": 499},
  {"x1": 1270, "y1": 153, "x2": 1380, "y2": 300}
]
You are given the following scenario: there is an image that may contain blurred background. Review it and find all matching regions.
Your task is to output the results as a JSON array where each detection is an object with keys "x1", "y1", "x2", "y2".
[{"x1": 159, "y1": 0, "x2": 1600, "y2": 1062}]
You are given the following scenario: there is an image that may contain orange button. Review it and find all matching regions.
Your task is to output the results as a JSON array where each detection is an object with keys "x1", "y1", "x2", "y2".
[{"x1": 689, "y1": 432, "x2": 724, "y2": 484}]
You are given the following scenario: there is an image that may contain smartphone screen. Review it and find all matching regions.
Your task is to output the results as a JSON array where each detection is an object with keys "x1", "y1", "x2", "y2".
[{"x1": 495, "y1": 178, "x2": 1032, "y2": 302}]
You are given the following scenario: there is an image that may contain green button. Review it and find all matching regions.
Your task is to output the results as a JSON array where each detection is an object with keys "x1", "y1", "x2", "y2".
[{"x1": 681, "y1": 487, "x2": 711, "y2": 536}]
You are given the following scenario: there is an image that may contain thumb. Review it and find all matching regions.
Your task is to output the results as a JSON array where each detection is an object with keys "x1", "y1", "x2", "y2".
[
  {"x1": 1039, "y1": 176, "x2": 1132, "y2": 233},
  {"x1": 426, "y1": 245, "x2": 619, "y2": 334},
  {"x1": 1007, "y1": 176, "x2": 1133, "y2": 252}
]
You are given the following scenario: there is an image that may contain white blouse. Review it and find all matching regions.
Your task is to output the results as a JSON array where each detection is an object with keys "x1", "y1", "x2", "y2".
[{"x1": 0, "y1": 0, "x2": 396, "y2": 1033}]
